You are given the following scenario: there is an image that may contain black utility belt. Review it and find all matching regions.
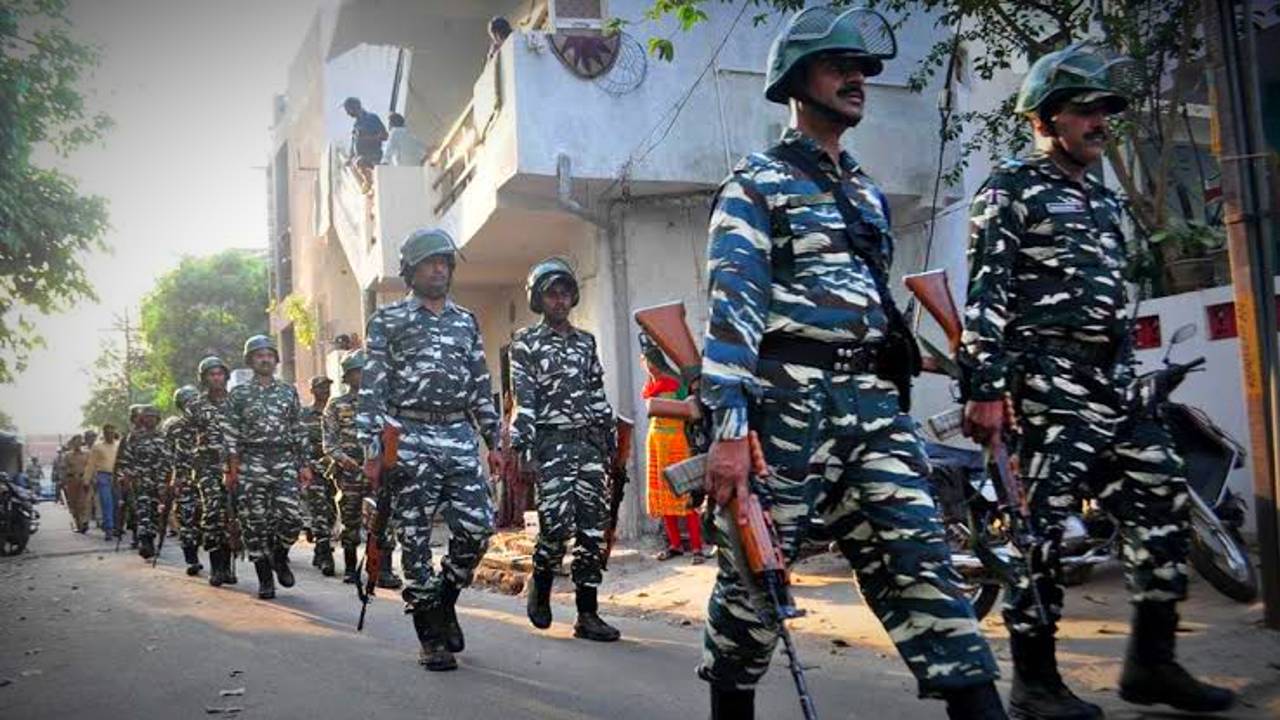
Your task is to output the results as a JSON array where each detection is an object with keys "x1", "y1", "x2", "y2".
[
  {"x1": 1009, "y1": 336, "x2": 1115, "y2": 365},
  {"x1": 390, "y1": 406, "x2": 468, "y2": 425},
  {"x1": 758, "y1": 334, "x2": 879, "y2": 374},
  {"x1": 537, "y1": 426, "x2": 605, "y2": 445}
]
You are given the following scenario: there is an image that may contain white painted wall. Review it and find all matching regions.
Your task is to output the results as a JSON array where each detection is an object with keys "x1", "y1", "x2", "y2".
[{"x1": 1130, "y1": 282, "x2": 1280, "y2": 533}]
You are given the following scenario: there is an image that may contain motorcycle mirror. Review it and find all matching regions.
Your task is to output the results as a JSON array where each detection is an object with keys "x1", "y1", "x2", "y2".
[{"x1": 1170, "y1": 323, "x2": 1197, "y2": 346}]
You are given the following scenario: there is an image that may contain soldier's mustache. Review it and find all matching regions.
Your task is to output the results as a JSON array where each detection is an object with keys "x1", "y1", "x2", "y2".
[
  {"x1": 1085, "y1": 129, "x2": 1107, "y2": 141},
  {"x1": 838, "y1": 86, "x2": 863, "y2": 100}
]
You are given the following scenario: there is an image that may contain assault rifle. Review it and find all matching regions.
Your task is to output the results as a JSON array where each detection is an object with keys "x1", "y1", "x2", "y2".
[
  {"x1": 356, "y1": 423, "x2": 400, "y2": 632},
  {"x1": 904, "y1": 269, "x2": 1049, "y2": 626},
  {"x1": 601, "y1": 415, "x2": 634, "y2": 571},
  {"x1": 152, "y1": 472, "x2": 177, "y2": 568},
  {"x1": 225, "y1": 457, "x2": 246, "y2": 565},
  {"x1": 634, "y1": 301, "x2": 818, "y2": 720}
]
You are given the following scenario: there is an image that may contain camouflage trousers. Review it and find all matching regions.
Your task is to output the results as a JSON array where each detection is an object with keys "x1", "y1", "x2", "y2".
[
  {"x1": 133, "y1": 475, "x2": 166, "y2": 540},
  {"x1": 174, "y1": 475, "x2": 202, "y2": 548},
  {"x1": 393, "y1": 421, "x2": 494, "y2": 612},
  {"x1": 530, "y1": 435, "x2": 609, "y2": 587},
  {"x1": 1004, "y1": 352, "x2": 1190, "y2": 637},
  {"x1": 700, "y1": 364, "x2": 998, "y2": 696},
  {"x1": 304, "y1": 470, "x2": 337, "y2": 542},
  {"x1": 333, "y1": 467, "x2": 392, "y2": 551},
  {"x1": 234, "y1": 448, "x2": 302, "y2": 562},
  {"x1": 196, "y1": 458, "x2": 231, "y2": 551}
]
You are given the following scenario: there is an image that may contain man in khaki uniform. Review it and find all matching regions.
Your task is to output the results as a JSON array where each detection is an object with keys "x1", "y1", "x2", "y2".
[{"x1": 62, "y1": 436, "x2": 91, "y2": 533}]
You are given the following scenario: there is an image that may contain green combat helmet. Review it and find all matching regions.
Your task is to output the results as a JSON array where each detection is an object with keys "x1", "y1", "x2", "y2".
[
  {"x1": 138, "y1": 405, "x2": 162, "y2": 419},
  {"x1": 340, "y1": 349, "x2": 367, "y2": 373},
  {"x1": 764, "y1": 5, "x2": 897, "y2": 103},
  {"x1": 197, "y1": 356, "x2": 229, "y2": 384},
  {"x1": 399, "y1": 228, "x2": 458, "y2": 279},
  {"x1": 243, "y1": 334, "x2": 279, "y2": 363},
  {"x1": 526, "y1": 257, "x2": 578, "y2": 313},
  {"x1": 173, "y1": 385, "x2": 200, "y2": 411},
  {"x1": 1015, "y1": 41, "x2": 1135, "y2": 118}
]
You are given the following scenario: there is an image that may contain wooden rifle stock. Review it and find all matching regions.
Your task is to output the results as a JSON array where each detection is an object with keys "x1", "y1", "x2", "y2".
[
  {"x1": 903, "y1": 270, "x2": 963, "y2": 353},
  {"x1": 633, "y1": 302, "x2": 702, "y2": 386},
  {"x1": 357, "y1": 424, "x2": 400, "y2": 631},
  {"x1": 602, "y1": 416, "x2": 634, "y2": 570}
]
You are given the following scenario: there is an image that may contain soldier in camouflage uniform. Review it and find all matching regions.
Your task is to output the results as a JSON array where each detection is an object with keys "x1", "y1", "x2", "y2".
[
  {"x1": 697, "y1": 8, "x2": 1004, "y2": 719},
  {"x1": 116, "y1": 405, "x2": 170, "y2": 560},
  {"x1": 223, "y1": 334, "x2": 312, "y2": 600},
  {"x1": 511, "y1": 257, "x2": 621, "y2": 643},
  {"x1": 325, "y1": 349, "x2": 401, "y2": 587},
  {"x1": 302, "y1": 375, "x2": 338, "y2": 576},
  {"x1": 959, "y1": 43, "x2": 1234, "y2": 719},
  {"x1": 162, "y1": 385, "x2": 204, "y2": 575},
  {"x1": 358, "y1": 228, "x2": 502, "y2": 672},
  {"x1": 191, "y1": 356, "x2": 238, "y2": 587}
]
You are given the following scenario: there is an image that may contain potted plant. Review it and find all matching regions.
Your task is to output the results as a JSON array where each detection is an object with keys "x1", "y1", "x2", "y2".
[{"x1": 1149, "y1": 222, "x2": 1228, "y2": 294}]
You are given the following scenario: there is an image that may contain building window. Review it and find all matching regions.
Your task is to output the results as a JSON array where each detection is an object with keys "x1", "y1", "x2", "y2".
[{"x1": 549, "y1": 0, "x2": 608, "y2": 32}]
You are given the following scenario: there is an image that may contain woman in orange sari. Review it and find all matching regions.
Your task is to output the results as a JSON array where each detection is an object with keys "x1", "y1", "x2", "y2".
[{"x1": 641, "y1": 336, "x2": 708, "y2": 563}]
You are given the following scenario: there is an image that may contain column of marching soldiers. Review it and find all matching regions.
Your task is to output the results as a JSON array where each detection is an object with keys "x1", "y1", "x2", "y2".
[{"x1": 79, "y1": 8, "x2": 1246, "y2": 720}]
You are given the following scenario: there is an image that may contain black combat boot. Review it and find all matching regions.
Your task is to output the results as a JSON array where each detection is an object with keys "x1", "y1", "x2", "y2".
[
  {"x1": 224, "y1": 549, "x2": 238, "y2": 585},
  {"x1": 440, "y1": 578, "x2": 465, "y2": 653},
  {"x1": 377, "y1": 563, "x2": 403, "y2": 589},
  {"x1": 1118, "y1": 601, "x2": 1235, "y2": 712},
  {"x1": 315, "y1": 540, "x2": 335, "y2": 577},
  {"x1": 526, "y1": 570, "x2": 553, "y2": 630},
  {"x1": 573, "y1": 585, "x2": 621, "y2": 642},
  {"x1": 182, "y1": 544, "x2": 203, "y2": 576},
  {"x1": 1008, "y1": 633, "x2": 1101, "y2": 720},
  {"x1": 413, "y1": 607, "x2": 457, "y2": 672},
  {"x1": 273, "y1": 545, "x2": 295, "y2": 588},
  {"x1": 710, "y1": 685, "x2": 755, "y2": 720},
  {"x1": 342, "y1": 544, "x2": 359, "y2": 584},
  {"x1": 311, "y1": 541, "x2": 323, "y2": 567},
  {"x1": 207, "y1": 549, "x2": 226, "y2": 587},
  {"x1": 945, "y1": 681, "x2": 1009, "y2": 720},
  {"x1": 138, "y1": 534, "x2": 155, "y2": 559},
  {"x1": 254, "y1": 557, "x2": 276, "y2": 599}
]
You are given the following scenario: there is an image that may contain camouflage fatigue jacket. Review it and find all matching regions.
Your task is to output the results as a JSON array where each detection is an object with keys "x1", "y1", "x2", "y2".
[
  {"x1": 959, "y1": 153, "x2": 1129, "y2": 401},
  {"x1": 301, "y1": 405, "x2": 327, "y2": 472},
  {"x1": 509, "y1": 322, "x2": 615, "y2": 451},
  {"x1": 161, "y1": 414, "x2": 197, "y2": 480},
  {"x1": 222, "y1": 378, "x2": 307, "y2": 463},
  {"x1": 700, "y1": 128, "x2": 894, "y2": 440},
  {"x1": 115, "y1": 428, "x2": 171, "y2": 483},
  {"x1": 322, "y1": 391, "x2": 361, "y2": 468},
  {"x1": 189, "y1": 393, "x2": 230, "y2": 468},
  {"x1": 357, "y1": 297, "x2": 499, "y2": 449}
]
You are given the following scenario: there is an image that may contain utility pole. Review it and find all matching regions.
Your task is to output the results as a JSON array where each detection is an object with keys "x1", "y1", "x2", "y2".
[{"x1": 1203, "y1": 0, "x2": 1280, "y2": 628}]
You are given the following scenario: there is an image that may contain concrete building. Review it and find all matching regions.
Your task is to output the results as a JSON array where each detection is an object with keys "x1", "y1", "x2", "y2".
[
  {"x1": 268, "y1": 0, "x2": 973, "y2": 537},
  {"x1": 267, "y1": 0, "x2": 1273, "y2": 538}
]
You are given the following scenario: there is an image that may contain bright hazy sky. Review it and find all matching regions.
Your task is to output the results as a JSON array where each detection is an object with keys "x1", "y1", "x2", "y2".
[{"x1": 0, "y1": 0, "x2": 323, "y2": 436}]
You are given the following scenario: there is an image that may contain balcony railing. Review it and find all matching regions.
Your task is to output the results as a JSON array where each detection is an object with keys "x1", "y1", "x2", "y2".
[{"x1": 429, "y1": 51, "x2": 503, "y2": 217}]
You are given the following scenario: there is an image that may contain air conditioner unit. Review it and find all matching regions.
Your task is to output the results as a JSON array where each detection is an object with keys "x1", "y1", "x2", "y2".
[{"x1": 549, "y1": 0, "x2": 608, "y2": 33}]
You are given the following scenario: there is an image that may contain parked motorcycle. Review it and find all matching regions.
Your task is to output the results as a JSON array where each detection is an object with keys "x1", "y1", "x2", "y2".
[
  {"x1": 925, "y1": 323, "x2": 1257, "y2": 620},
  {"x1": 0, "y1": 470, "x2": 40, "y2": 556}
]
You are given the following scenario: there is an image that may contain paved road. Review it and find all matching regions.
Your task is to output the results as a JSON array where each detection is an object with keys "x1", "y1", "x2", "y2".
[{"x1": 1, "y1": 504, "x2": 942, "y2": 720}]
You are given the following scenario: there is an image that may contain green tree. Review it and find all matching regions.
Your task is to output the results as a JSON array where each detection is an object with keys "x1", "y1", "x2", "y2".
[
  {"x1": 140, "y1": 250, "x2": 268, "y2": 410},
  {"x1": 0, "y1": 0, "x2": 114, "y2": 383},
  {"x1": 80, "y1": 336, "x2": 154, "y2": 431},
  {"x1": 0, "y1": 409, "x2": 15, "y2": 432}
]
